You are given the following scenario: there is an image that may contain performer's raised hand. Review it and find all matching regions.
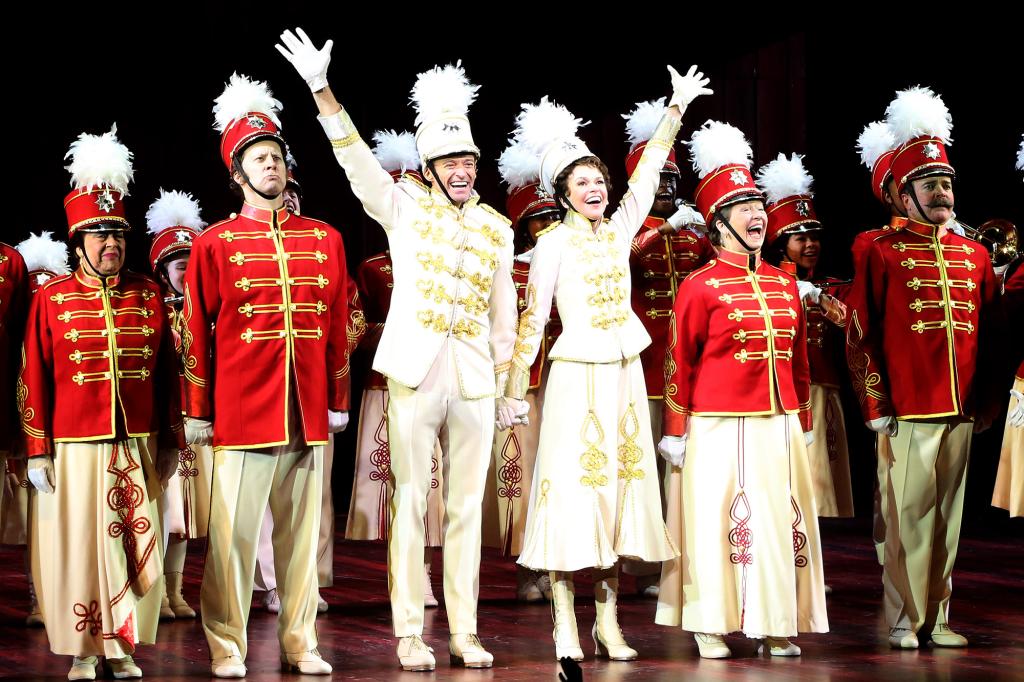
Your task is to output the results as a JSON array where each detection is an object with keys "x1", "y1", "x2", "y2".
[
  {"x1": 668, "y1": 65, "x2": 713, "y2": 113},
  {"x1": 657, "y1": 435, "x2": 687, "y2": 468},
  {"x1": 667, "y1": 202, "x2": 704, "y2": 232},
  {"x1": 28, "y1": 456, "x2": 55, "y2": 494},
  {"x1": 185, "y1": 417, "x2": 213, "y2": 446},
  {"x1": 276, "y1": 28, "x2": 333, "y2": 93},
  {"x1": 328, "y1": 410, "x2": 350, "y2": 433}
]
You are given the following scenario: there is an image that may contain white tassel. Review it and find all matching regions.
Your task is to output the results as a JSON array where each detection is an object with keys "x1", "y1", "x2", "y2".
[
  {"x1": 687, "y1": 120, "x2": 753, "y2": 176},
  {"x1": 371, "y1": 130, "x2": 420, "y2": 173},
  {"x1": 64, "y1": 124, "x2": 134, "y2": 194},
  {"x1": 623, "y1": 98, "x2": 668, "y2": 147},
  {"x1": 885, "y1": 85, "x2": 953, "y2": 146},
  {"x1": 756, "y1": 153, "x2": 813, "y2": 204},
  {"x1": 857, "y1": 121, "x2": 896, "y2": 169},
  {"x1": 15, "y1": 231, "x2": 70, "y2": 276},
  {"x1": 213, "y1": 73, "x2": 282, "y2": 132},
  {"x1": 410, "y1": 61, "x2": 479, "y2": 128},
  {"x1": 145, "y1": 189, "x2": 207, "y2": 235}
]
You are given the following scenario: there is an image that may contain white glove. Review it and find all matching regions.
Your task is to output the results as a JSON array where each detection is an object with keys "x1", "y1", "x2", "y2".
[
  {"x1": 667, "y1": 65, "x2": 713, "y2": 113},
  {"x1": 328, "y1": 410, "x2": 350, "y2": 433},
  {"x1": 496, "y1": 397, "x2": 530, "y2": 431},
  {"x1": 276, "y1": 27, "x2": 334, "y2": 93},
  {"x1": 185, "y1": 418, "x2": 213, "y2": 446},
  {"x1": 667, "y1": 203, "x2": 704, "y2": 231},
  {"x1": 1009, "y1": 390, "x2": 1024, "y2": 428},
  {"x1": 866, "y1": 416, "x2": 898, "y2": 437},
  {"x1": 804, "y1": 431, "x2": 815, "y2": 446},
  {"x1": 796, "y1": 279, "x2": 822, "y2": 304},
  {"x1": 28, "y1": 456, "x2": 55, "y2": 494},
  {"x1": 657, "y1": 435, "x2": 687, "y2": 468}
]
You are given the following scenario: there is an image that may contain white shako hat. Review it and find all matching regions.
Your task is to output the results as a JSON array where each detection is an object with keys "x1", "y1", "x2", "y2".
[
  {"x1": 512, "y1": 96, "x2": 592, "y2": 197},
  {"x1": 411, "y1": 61, "x2": 480, "y2": 168}
]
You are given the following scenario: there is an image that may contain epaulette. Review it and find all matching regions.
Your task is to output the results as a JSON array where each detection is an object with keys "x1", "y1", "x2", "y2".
[
  {"x1": 683, "y1": 260, "x2": 717, "y2": 283},
  {"x1": 478, "y1": 203, "x2": 512, "y2": 226},
  {"x1": 535, "y1": 221, "x2": 562, "y2": 240},
  {"x1": 401, "y1": 174, "x2": 430, "y2": 195},
  {"x1": 39, "y1": 272, "x2": 74, "y2": 290}
]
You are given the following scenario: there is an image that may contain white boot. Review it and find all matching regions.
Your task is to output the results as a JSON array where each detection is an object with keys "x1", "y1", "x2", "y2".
[
  {"x1": 424, "y1": 563, "x2": 438, "y2": 608},
  {"x1": 592, "y1": 570, "x2": 637, "y2": 661},
  {"x1": 166, "y1": 572, "x2": 196, "y2": 618},
  {"x1": 550, "y1": 572, "x2": 583, "y2": 662}
]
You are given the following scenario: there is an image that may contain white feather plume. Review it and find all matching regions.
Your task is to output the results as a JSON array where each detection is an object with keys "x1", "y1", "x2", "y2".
[
  {"x1": 145, "y1": 189, "x2": 207, "y2": 235},
  {"x1": 1016, "y1": 134, "x2": 1024, "y2": 172},
  {"x1": 497, "y1": 139, "x2": 540, "y2": 189},
  {"x1": 213, "y1": 73, "x2": 283, "y2": 133},
  {"x1": 286, "y1": 150, "x2": 298, "y2": 172},
  {"x1": 623, "y1": 97, "x2": 668, "y2": 147},
  {"x1": 371, "y1": 130, "x2": 420, "y2": 173},
  {"x1": 410, "y1": 62, "x2": 479, "y2": 127},
  {"x1": 885, "y1": 86, "x2": 953, "y2": 146},
  {"x1": 857, "y1": 121, "x2": 896, "y2": 169},
  {"x1": 64, "y1": 124, "x2": 134, "y2": 194},
  {"x1": 756, "y1": 153, "x2": 814, "y2": 204},
  {"x1": 15, "y1": 231, "x2": 70, "y2": 276},
  {"x1": 686, "y1": 120, "x2": 753, "y2": 176},
  {"x1": 512, "y1": 97, "x2": 588, "y2": 155}
]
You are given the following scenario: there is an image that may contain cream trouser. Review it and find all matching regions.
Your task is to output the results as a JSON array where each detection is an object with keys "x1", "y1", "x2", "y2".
[
  {"x1": 882, "y1": 419, "x2": 970, "y2": 633},
  {"x1": 201, "y1": 446, "x2": 323, "y2": 660},
  {"x1": 386, "y1": 341, "x2": 493, "y2": 637}
]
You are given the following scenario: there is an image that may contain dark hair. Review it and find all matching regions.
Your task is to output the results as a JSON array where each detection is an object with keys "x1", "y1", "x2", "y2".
[{"x1": 552, "y1": 156, "x2": 613, "y2": 219}]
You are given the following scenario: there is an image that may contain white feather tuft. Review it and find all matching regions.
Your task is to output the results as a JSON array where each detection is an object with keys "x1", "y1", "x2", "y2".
[
  {"x1": 885, "y1": 86, "x2": 953, "y2": 146},
  {"x1": 410, "y1": 61, "x2": 479, "y2": 127},
  {"x1": 64, "y1": 124, "x2": 134, "y2": 194},
  {"x1": 497, "y1": 139, "x2": 540, "y2": 189},
  {"x1": 686, "y1": 120, "x2": 753, "y2": 176},
  {"x1": 15, "y1": 231, "x2": 70, "y2": 276},
  {"x1": 145, "y1": 189, "x2": 207, "y2": 235},
  {"x1": 512, "y1": 97, "x2": 588, "y2": 155},
  {"x1": 623, "y1": 97, "x2": 668, "y2": 147},
  {"x1": 212, "y1": 73, "x2": 282, "y2": 133},
  {"x1": 286, "y1": 150, "x2": 298, "y2": 172},
  {"x1": 857, "y1": 121, "x2": 896, "y2": 169},
  {"x1": 756, "y1": 153, "x2": 814, "y2": 204},
  {"x1": 371, "y1": 130, "x2": 421, "y2": 173},
  {"x1": 1017, "y1": 135, "x2": 1024, "y2": 172}
]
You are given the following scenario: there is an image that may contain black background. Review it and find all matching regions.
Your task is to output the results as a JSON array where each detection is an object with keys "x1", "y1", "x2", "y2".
[{"x1": 9, "y1": 10, "x2": 1020, "y2": 534}]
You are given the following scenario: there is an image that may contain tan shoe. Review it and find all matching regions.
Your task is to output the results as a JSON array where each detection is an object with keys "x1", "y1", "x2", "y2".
[
  {"x1": 397, "y1": 635, "x2": 435, "y2": 671},
  {"x1": 551, "y1": 573, "x2": 584, "y2": 662},
  {"x1": 68, "y1": 656, "x2": 98, "y2": 681},
  {"x1": 281, "y1": 649, "x2": 332, "y2": 674},
  {"x1": 516, "y1": 566, "x2": 544, "y2": 603},
  {"x1": 159, "y1": 592, "x2": 175, "y2": 620},
  {"x1": 930, "y1": 624, "x2": 968, "y2": 648},
  {"x1": 316, "y1": 591, "x2": 328, "y2": 614},
  {"x1": 449, "y1": 633, "x2": 494, "y2": 668},
  {"x1": 888, "y1": 627, "x2": 920, "y2": 649},
  {"x1": 759, "y1": 637, "x2": 801, "y2": 656},
  {"x1": 694, "y1": 633, "x2": 731, "y2": 659},
  {"x1": 635, "y1": 573, "x2": 660, "y2": 598},
  {"x1": 263, "y1": 588, "x2": 280, "y2": 614},
  {"x1": 166, "y1": 572, "x2": 196, "y2": 618},
  {"x1": 535, "y1": 572, "x2": 553, "y2": 600},
  {"x1": 593, "y1": 573, "x2": 637, "y2": 661},
  {"x1": 106, "y1": 656, "x2": 142, "y2": 679},
  {"x1": 210, "y1": 655, "x2": 247, "y2": 678}
]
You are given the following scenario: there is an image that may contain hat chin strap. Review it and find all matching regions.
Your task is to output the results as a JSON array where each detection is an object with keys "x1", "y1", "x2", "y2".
[
  {"x1": 428, "y1": 160, "x2": 458, "y2": 207},
  {"x1": 907, "y1": 184, "x2": 943, "y2": 228},
  {"x1": 79, "y1": 247, "x2": 119, "y2": 286},
  {"x1": 716, "y1": 209, "x2": 759, "y2": 270},
  {"x1": 235, "y1": 160, "x2": 282, "y2": 203}
]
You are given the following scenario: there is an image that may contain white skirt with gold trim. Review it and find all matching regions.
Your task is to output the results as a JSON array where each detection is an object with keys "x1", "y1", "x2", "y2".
[
  {"x1": 345, "y1": 388, "x2": 444, "y2": 545},
  {"x1": 656, "y1": 414, "x2": 829, "y2": 638},
  {"x1": 159, "y1": 439, "x2": 213, "y2": 539},
  {"x1": 31, "y1": 438, "x2": 163, "y2": 657},
  {"x1": 806, "y1": 384, "x2": 854, "y2": 517},
  {"x1": 517, "y1": 357, "x2": 678, "y2": 572},
  {"x1": 992, "y1": 377, "x2": 1024, "y2": 517}
]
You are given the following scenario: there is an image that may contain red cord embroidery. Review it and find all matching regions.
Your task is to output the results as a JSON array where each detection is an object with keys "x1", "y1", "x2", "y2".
[
  {"x1": 105, "y1": 442, "x2": 150, "y2": 583},
  {"x1": 73, "y1": 600, "x2": 102, "y2": 635}
]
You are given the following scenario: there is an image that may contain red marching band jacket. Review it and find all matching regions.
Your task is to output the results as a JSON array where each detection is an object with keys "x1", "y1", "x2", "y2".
[
  {"x1": 850, "y1": 216, "x2": 907, "y2": 273},
  {"x1": 777, "y1": 261, "x2": 851, "y2": 390},
  {"x1": 846, "y1": 218, "x2": 998, "y2": 421},
  {"x1": 1, "y1": 243, "x2": 29, "y2": 451},
  {"x1": 355, "y1": 251, "x2": 393, "y2": 391},
  {"x1": 513, "y1": 256, "x2": 561, "y2": 390},
  {"x1": 19, "y1": 270, "x2": 185, "y2": 456},
  {"x1": 182, "y1": 203, "x2": 352, "y2": 450},
  {"x1": 630, "y1": 216, "x2": 714, "y2": 398},
  {"x1": 663, "y1": 248, "x2": 813, "y2": 437}
]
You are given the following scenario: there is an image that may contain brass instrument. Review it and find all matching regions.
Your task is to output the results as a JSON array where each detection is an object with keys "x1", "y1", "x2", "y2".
[{"x1": 956, "y1": 218, "x2": 1019, "y2": 267}]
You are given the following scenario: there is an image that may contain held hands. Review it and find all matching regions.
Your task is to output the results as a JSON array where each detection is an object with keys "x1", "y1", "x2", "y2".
[
  {"x1": 657, "y1": 435, "x2": 687, "y2": 468},
  {"x1": 1009, "y1": 390, "x2": 1024, "y2": 428},
  {"x1": 185, "y1": 418, "x2": 213, "y2": 446},
  {"x1": 496, "y1": 397, "x2": 530, "y2": 431},
  {"x1": 866, "y1": 416, "x2": 898, "y2": 437},
  {"x1": 796, "y1": 280, "x2": 823, "y2": 305},
  {"x1": 28, "y1": 456, "x2": 55, "y2": 494},
  {"x1": 276, "y1": 28, "x2": 334, "y2": 93},
  {"x1": 328, "y1": 410, "x2": 350, "y2": 434},
  {"x1": 667, "y1": 65, "x2": 713, "y2": 113}
]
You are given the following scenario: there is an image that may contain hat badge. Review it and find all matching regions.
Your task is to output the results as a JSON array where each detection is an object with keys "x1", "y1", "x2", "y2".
[
  {"x1": 729, "y1": 169, "x2": 748, "y2": 186},
  {"x1": 175, "y1": 229, "x2": 193, "y2": 243},
  {"x1": 922, "y1": 141, "x2": 941, "y2": 160},
  {"x1": 796, "y1": 200, "x2": 810, "y2": 217},
  {"x1": 246, "y1": 114, "x2": 267, "y2": 130},
  {"x1": 442, "y1": 122, "x2": 461, "y2": 133},
  {"x1": 95, "y1": 189, "x2": 116, "y2": 213}
]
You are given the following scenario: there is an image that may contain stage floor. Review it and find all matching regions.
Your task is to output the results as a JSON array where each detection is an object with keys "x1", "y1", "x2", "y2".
[{"x1": 2, "y1": 518, "x2": 1021, "y2": 681}]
